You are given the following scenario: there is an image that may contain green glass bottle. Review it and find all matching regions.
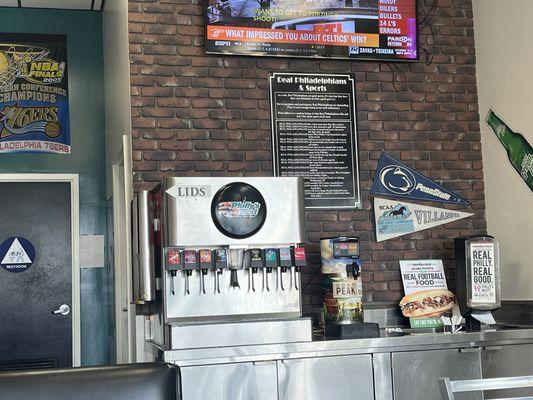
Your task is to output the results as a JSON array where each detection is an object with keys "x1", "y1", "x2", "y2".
[{"x1": 486, "y1": 110, "x2": 533, "y2": 192}]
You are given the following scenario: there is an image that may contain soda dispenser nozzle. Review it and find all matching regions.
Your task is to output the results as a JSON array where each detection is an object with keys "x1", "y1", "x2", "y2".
[
  {"x1": 279, "y1": 247, "x2": 293, "y2": 291},
  {"x1": 348, "y1": 260, "x2": 361, "y2": 280},
  {"x1": 165, "y1": 248, "x2": 182, "y2": 296},
  {"x1": 250, "y1": 249, "x2": 263, "y2": 292},
  {"x1": 294, "y1": 246, "x2": 307, "y2": 291},
  {"x1": 183, "y1": 250, "x2": 198, "y2": 295},
  {"x1": 264, "y1": 248, "x2": 279, "y2": 292},
  {"x1": 228, "y1": 249, "x2": 250, "y2": 290},
  {"x1": 199, "y1": 250, "x2": 214, "y2": 295},
  {"x1": 214, "y1": 249, "x2": 228, "y2": 294},
  {"x1": 332, "y1": 238, "x2": 360, "y2": 281}
]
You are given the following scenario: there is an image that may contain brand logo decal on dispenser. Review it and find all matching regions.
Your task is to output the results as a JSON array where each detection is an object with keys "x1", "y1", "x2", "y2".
[
  {"x1": 217, "y1": 199, "x2": 261, "y2": 219},
  {"x1": 211, "y1": 182, "x2": 267, "y2": 239}
]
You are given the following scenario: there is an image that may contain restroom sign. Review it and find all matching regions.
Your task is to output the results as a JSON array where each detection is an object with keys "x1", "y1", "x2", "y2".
[{"x1": 0, "y1": 237, "x2": 36, "y2": 273}]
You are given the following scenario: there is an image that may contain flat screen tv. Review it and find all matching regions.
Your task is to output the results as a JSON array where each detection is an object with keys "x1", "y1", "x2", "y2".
[{"x1": 205, "y1": 0, "x2": 418, "y2": 61}]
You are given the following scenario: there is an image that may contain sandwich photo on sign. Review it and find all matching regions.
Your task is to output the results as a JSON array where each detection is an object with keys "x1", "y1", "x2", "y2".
[{"x1": 399, "y1": 259, "x2": 456, "y2": 328}]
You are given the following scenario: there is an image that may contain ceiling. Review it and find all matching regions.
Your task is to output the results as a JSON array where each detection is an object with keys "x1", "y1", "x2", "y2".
[{"x1": 0, "y1": 0, "x2": 103, "y2": 11}]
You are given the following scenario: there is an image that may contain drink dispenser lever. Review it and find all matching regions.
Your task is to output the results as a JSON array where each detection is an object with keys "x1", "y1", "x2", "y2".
[
  {"x1": 349, "y1": 260, "x2": 361, "y2": 280},
  {"x1": 199, "y1": 250, "x2": 214, "y2": 295},
  {"x1": 249, "y1": 249, "x2": 263, "y2": 292},
  {"x1": 262, "y1": 250, "x2": 272, "y2": 292},
  {"x1": 214, "y1": 249, "x2": 228, "y2": 293},
  {"x1": 294, "y1": 246, "x2": 307, "y2": 291},
  {"x1": 279, "y1": 248, "x2": 293, "y2": 291},
  {"x1": 183, "y1": 250, "x2": 198, "y2": 295},
  {"x1": 264, "y1": 249, "x2": 279, "y2": 291},
  {"x1": 229, "y1": 249, "x2": 249, "y2": 290},
  {"x1": 165, "y1": 248, "x2": 182, "y2": 296}
]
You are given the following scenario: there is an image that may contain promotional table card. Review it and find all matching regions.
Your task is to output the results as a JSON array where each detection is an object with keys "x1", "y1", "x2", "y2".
[{"x1": 399, "y1": 259, "x2": 455, "y2": 328}]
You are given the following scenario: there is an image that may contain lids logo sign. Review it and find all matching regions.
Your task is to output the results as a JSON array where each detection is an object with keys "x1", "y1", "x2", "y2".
[
  {"x1": 173, "y1": 185, "x2": 210, "y2": 198},
  {"x1": 0, "y1": 104, "x2": 61, "y2": 139},
  {"x1": 379, "y1": 166, "x2": 415, "y2": 194},
  {"x1": 217, "y1": 199, "x2": 261, "y2": 219}
]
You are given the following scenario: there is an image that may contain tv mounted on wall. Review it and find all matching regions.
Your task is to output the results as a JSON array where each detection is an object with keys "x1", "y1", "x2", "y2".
[{"x1": 205, "y1": 0, "x2": 418, "y2": 61}]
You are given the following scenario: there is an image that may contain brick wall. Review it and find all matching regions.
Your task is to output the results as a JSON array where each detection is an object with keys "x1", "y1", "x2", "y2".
[{"x1": 128, "y1": 0, "x2": 486, "y2": 308}]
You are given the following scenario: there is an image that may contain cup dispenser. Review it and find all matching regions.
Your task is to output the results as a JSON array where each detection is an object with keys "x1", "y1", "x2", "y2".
[
  {"x1": 455, "y1": 235, "x2": 501, "y2": 331},
  {"x1": 131, "y1": 190, "x2": 156, "y2": 305}
]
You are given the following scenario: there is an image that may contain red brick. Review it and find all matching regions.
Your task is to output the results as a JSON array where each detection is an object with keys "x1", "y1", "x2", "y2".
[{"x1": 129, "y1": 0, "x2": 486, "y2": 308}]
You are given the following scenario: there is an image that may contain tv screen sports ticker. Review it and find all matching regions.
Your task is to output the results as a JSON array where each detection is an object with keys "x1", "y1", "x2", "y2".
[{"x1": 205, "y1": 0, "x2": 418, "y2": 61}]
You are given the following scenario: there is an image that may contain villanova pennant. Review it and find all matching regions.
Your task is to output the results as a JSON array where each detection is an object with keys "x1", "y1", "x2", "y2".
[
  {"x1": 374, "y1": 197, "x2": 474, "y2": 242},
  {"x1": 371, "y1": 153, "x2": 469, "y2": 205}
]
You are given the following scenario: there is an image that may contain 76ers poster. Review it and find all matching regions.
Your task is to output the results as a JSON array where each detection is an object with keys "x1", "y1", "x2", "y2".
[{"x1": 0, "y1": 33, "x2": 70, "y2": 154}]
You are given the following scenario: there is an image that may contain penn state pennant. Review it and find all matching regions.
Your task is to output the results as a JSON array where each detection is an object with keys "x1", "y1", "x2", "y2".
[
  {"x1": 371, "y1": 153, "x2": 469, "y2": 205},
  {"x1": 374, "y1": 197, "x2": 474, "y2": 242}
]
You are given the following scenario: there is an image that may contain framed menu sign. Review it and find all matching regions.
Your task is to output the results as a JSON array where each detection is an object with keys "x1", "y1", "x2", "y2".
[{"x1": 270, "y1": 72, "x2": 360, "y2": 209}]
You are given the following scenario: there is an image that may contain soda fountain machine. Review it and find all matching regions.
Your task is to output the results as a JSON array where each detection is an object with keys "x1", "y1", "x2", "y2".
[{"x1": 132, "y1": 177, "x2": 312, "y2": 351}]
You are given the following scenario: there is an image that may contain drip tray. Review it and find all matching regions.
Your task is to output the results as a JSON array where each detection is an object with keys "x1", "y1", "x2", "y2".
[{"x1": 166, "y1": 317, "x2": 312, "y2": 350}]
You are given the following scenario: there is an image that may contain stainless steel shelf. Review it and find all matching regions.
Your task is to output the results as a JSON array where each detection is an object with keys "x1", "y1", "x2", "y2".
[{"x1": 158, "y1": 328, "x2": 533, "y2": 366}]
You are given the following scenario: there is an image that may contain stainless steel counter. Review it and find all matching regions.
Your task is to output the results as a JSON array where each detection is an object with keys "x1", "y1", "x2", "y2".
[
  {"x1": 148, "y1": 328, "x2": 533, "y2": 400},
  {"x1": 156, "y1": 328, "x2": 533, "y2": 366}
]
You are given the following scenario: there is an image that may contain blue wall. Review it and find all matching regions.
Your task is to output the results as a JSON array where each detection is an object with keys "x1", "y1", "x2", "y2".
[{"x1": 0, "y1": 8, "x2": 109, "y2": 365}]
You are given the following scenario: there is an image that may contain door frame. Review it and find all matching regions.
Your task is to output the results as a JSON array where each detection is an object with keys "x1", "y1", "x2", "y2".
[
  {"x1": 0, "y1": 173, "x2": 81, "y2": 366},
  {"x1": 112, "y1": 134, "x2": 135, "y2": 363}
]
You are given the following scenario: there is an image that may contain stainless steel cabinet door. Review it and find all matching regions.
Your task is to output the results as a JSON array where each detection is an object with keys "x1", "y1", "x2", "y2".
[
  {"x1": 180, "y1": 361, "x2": 278, "y2": 400},
  {"x1": 392, "y1": 348, "x2": 483, "y2": 400},
  {"x1": 483, "y1": 344, "x2": 533, "y2": 398},
  {"x1": 277, "y1": 355, "x2": 374, "y2": 400}
]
